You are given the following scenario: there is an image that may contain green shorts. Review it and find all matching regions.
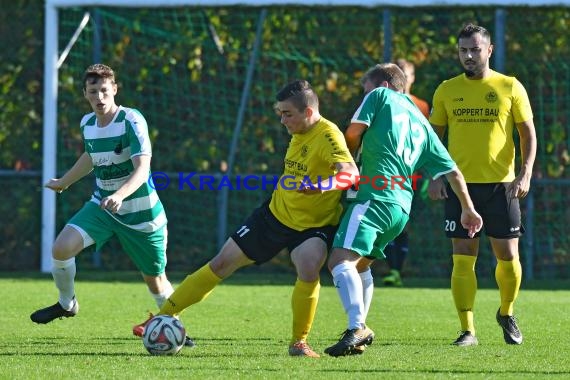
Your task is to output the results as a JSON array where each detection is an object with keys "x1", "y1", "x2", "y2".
[
  {"x1": 67, "y1": 201, "x2": 167, "y2": 276},
  {"x1": 333, "y1": 200, "x2": 409, "y2": 259}
]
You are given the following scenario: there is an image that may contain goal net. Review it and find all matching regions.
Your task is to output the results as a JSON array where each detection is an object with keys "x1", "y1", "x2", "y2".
[
  {"x1": 45, "y1": 2, "x2": 393, "y2": 272},
  {"x1": 43, "y1": 0, "x2": 570, "y2": 279}
]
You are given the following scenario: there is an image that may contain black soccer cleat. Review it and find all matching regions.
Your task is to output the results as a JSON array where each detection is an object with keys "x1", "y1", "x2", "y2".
[
  {"x1": 30, "y1": 298, "x2": 79, "y2": 324},
  {"x1": 325, "y1": 326, "x2": 375, "y2": 357},
  {"x1": 184, "y1": 336, "x2": 196, "y2": 347},
  {"x1": 496, "y1": 309, "x2": 523, "y2": 345}
]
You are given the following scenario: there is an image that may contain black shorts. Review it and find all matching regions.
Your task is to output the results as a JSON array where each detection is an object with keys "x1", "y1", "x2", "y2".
[
  {"x1": 444, "y1": 183, "x2": 524, "y2": 239},
  {"x1": 230, "y1": 200, "x2": 338, "y2": 265}
]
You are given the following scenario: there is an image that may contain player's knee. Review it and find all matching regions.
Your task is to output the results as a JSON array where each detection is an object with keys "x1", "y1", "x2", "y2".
[
  {"x1": 52, "y1": 226, "x2": 85, "y2": 259},
  {"x1": 293, "y1": 251, "x2": 325, "y2": 276},
  {"x1": 52, "y1": 240, "x2": 77, "y2": 260},
  {"x1": 209, "y1": 250, "x2": 249, "y2": 279},
  {"x1": 297, "y1": 262, "x2": 323, "y2": 280}
]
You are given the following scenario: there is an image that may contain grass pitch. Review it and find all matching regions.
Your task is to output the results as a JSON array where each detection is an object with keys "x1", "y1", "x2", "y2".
[{"x1": 1, "y1": 271, "x2": 569, "y2": 379}]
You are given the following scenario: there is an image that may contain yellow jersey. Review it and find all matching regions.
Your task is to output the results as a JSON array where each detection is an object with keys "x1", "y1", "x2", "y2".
[
  {"x1": 269, "y1": 117, "x2": 353, "y2": 230},
  {"x1": 429, "y1": 70, "x2": 533, "y2": 183}
]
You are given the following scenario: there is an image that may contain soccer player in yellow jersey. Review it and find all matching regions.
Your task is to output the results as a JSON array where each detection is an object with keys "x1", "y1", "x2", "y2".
[
  {"x1": 134, "y1": 80, "x2": 358, "y2": 357},
  {"x1": 429, "y1": 23, "x2": 537, "y2": 346}
]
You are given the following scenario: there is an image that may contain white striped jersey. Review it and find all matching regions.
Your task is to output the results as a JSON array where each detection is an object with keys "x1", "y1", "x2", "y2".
[{"x1": 80, "y1": 106, "x2": 167, "y2": 232}]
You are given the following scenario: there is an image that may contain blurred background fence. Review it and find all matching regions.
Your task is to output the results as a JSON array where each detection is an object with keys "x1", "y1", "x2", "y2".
[{"x1": 1, "y1": 2, "x2": 569, "y2": 280}]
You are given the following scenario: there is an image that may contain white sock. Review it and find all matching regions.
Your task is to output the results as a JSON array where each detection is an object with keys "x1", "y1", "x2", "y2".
[
  {"x1": 359, "y1": 268, "x2": 374, "y2": 321},
  {"x1": 331, "y1": 262, "x2": 365, "y2": 330},
  {"x1": 51, "y1": 257, "x2": 76, "y2": 310},
  {"x1": 150, "y1": 280, "x2": 174, "y2": 308}
]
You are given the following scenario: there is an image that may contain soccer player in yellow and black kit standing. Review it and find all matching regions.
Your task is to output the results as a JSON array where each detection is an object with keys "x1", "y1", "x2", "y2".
[
  {"x1": 428, "y1": 23, "x2": 537, "y2": 346},
  {"x1": 134, "y1": 79, "x2": 359, "y2": 357}
]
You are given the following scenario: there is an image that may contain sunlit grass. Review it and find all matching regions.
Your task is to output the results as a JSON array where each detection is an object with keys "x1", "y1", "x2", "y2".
[{"x1": 1, "y1": 272, "x2": 569, "y2": 379}]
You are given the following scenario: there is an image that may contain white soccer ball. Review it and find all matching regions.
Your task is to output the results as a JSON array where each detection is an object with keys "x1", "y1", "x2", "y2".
[{"x1": 142, "y1": 315, "x2": 186, "y2": 355}]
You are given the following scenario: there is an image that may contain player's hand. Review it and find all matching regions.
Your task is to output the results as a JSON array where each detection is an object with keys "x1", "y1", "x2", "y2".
[
  {"x1": 100, "y1": 194, "x2": 123, "y2": 213},
  {"x1": 460, "y1": 208, "x2": 483, "y2": 238},
  {"x1": 297, "y1": 182, "x2": 323, "y2": 195},
  {"x1": 428, "y1": 177, "x2": 447, "y2": 200},
  {"x1": 506, "y1": 173, "x2": 532, "y2": 199},
  {"x1": 44, "y1": 178, "x2": 68, "y2": 194}
]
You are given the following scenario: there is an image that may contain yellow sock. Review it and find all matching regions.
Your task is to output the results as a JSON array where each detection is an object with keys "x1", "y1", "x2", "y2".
[
  {"x1": 290, "y1": 278, "x2": 320, "y2": 345},
  {"x1": 159, "y1": 263, "x2": 222, "y2": 316},
  {"x1": 451, "y1": 254, "x2": 477, "y2": 334},
  {"x1": 495, "y1": 258, "x2": 522, "y2": 316}
]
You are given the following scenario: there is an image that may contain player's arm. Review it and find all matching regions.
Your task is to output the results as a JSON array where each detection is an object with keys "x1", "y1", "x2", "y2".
[
  {"x1": 430, "y1": 122, "x2": 447, "y2": 140},
  {"x1": 330, "y1": 161, "x2": 359, "y2": 191},
  {"x1": 427, "y1": 121, "x2": 450, "y2": 200},
  {"x1": 100, "y1": 154, "x2": 151, "y2": 213},
  {"x1": 428, "y1": 85, "x2": 447, "y2": 140},
  {"x1": 44, "y1": 151, "x2": 93, "y2": 193},
  {"x1": 507, "y1": 119, "x2": 537, "y2": 199},
  {"x1": 344, "y1": 122, "x2": 367, "y2": 156},
  {"x1": 298, "y1": 161, "x2": 359, "y2": 194},
  {"x1": 444, "y1": 168, "x2": 483, "y2": 238}
]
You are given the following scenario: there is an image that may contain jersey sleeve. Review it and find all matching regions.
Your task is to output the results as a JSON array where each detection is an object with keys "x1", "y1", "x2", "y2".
[
  {"x1": 321, "y1": 127, "x2": 354, "y2": 165},
  {"x1": 126, "y1": 109, "x2": 152, "y2": 157},
  {"x1": 428, "y1": 83, "x2": 448, "y2": 127},
  {"x1": 511, "y1": 78, "x2": 533, "y2": 123}
]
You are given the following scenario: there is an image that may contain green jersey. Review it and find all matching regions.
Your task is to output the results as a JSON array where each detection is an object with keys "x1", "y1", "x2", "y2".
[
  {"x1": 350, "y1": 87, "x2": 456, "y2": 213},
  {"x1": 80, "y1": 106, "x2": 167, "y2": 232}
]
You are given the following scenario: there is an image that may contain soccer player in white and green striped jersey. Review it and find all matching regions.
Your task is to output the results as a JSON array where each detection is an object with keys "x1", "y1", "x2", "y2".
[
  {"x1": 30, "y1": 64, "x2": 182, "y2": 342},
  {"x1": 325, "y1": 63, "x2": 483, "y2": 357}
]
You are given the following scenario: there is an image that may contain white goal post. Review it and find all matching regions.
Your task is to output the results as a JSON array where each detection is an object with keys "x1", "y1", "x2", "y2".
[{"x1": 42, "y1": 0, "x2": 570, "y2": 272}]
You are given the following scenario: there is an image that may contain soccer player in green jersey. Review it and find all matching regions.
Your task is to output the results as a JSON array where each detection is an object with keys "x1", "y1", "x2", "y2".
[
  {"x1": 324, "y1": 63, "x2": 483, "y2": 357},
  {"x1": 428, "y1": 23, "x2": 537, "y2": 347},
  {"x1": 29, "y1": 64, "x2": 193, "y2": 344},
  {"x1": 380, "y1": 58, "x2": 433, "y2": 288},
  {"x1": 136, "y1": 80, "x2": 358, "y2": 358}
]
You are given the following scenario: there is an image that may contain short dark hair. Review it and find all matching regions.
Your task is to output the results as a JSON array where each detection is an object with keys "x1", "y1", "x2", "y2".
[
  {"x1": 275, "y1": 79, "x2": 318, "y2": 111},
  {"x1": 361, "y1": 63, "x2": 406, "y2": 93},
  {"x1": 395, "y1": 58, "x2": 414, "y2": 72},
  {"x1": 83, "y1": 64, "x2": 116, "y2": 89},
  {"x1": 458, "y1": 23, "x2": 491, "y2": 43}
]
